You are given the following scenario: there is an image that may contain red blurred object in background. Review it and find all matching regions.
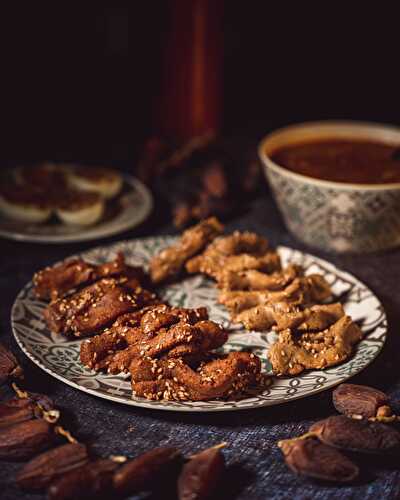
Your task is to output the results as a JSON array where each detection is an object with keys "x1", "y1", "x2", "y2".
[{"x1": 156, "y1": 0, "x2": 224, "y2": 140}]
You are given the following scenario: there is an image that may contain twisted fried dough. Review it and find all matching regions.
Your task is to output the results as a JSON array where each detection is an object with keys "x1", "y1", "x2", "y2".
[
  {"x1": 131, "y1": 352, "x2": 261, "y2": 401},
  {"x1": 268, "y1": 315, "x2": 362, "y2": 376},
  {"x1": 149, "y1": 217, "x2": 223, "y2": 284}
]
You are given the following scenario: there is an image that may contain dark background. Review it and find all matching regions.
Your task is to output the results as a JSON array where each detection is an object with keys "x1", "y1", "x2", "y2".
[
  {"x1": 2, "y1": 5, "x2": 400, "y2": 498},
  {"x1": 1, "y1": 3, "x2": 399, "y2": 168}
]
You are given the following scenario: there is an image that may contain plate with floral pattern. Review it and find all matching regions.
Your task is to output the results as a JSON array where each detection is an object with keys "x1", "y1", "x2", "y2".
[{"x1": 11, "y1": 237, "x2": 387, "y2": 412}]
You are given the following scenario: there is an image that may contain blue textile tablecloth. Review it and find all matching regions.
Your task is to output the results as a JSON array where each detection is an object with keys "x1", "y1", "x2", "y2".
[{"x1": 1, "y1": 194, "x2": 400, "y2": 500}]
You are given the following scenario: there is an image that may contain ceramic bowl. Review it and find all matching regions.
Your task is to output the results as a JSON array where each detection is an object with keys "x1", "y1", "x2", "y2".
[{"x1": 259, "y1": 121, "x2": 400, "y2": 253}]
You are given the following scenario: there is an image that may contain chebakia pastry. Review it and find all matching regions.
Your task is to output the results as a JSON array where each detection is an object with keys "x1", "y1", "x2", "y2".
[
  {"x1": 79, "y1": 303, "x2": 263, "y2": 401},
  {"x1": 149, "y1": 217, "x2": 224, "y2": 284},
  {"x1": 32, "y1": 217, "x2": 364, "y2": 401}
]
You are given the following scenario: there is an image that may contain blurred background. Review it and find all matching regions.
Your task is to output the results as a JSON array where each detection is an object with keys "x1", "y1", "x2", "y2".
[{"x1": 2, "y1": 2, "x2": 399, "y2": 167}]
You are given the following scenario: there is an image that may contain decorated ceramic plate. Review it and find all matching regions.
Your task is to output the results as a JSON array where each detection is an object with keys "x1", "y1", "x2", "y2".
[
  {"x1": 11, "y1": 237, "x2": 387, "y2": 412},
  {"x1": 0, "y1": 175, "x2": 152, "y2": 244}
]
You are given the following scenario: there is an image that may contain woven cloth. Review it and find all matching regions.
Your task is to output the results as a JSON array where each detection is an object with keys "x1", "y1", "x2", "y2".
[{"x1": 1, "y1": 195, "x2": 399, "y2": 500}]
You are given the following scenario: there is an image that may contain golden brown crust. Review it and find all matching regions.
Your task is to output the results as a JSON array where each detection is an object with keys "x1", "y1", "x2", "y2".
[
  {"x1": 233, "y1": 304, "x2": 280, "y2": 331},
  {"x1": 186, "y1": 231, "x2": 281, "y2": 281},
  {"x1": 234, "y1": 302, "x2": 344, "y2": 333},
  {"x1": 217, "y1": 264, "x2": 303, "y2": 291},
  {"x1": 106, "y1": 320, "x2": 227, "y2": 374},
  {"x1": 131, "y1": 352, "x2": 261, "y2": 401},
  {"x1": 205, "y1": 231, "x2": 270, "y2": 256},
  {"x1": 46, "y1": 222, "x2": 363, "y2": 396},
  {"x1": 219, "y1": 275, "x2": 332, "y2": 330},
  {"x1": 274, "y1": 303, "x2": 345, "y2": 332},
  {"x1": 44, "y1": 277, "x2": 158, "y2": 338},
  {"x1": 149, "y1": 217, "x2": 224, "y2": 284},
  {"x1": 218, "y1": 274, "x2": 331, "y2": 307},
  {"x1": 80, "y1": 329, "x2": 129, "y2": 371},
  {"x1": 79, "y1": 305, "x2": 211, "y2": 373},
  {"x1": 33, "y1": 253, "x2": 147, "y2": 301},
  {"x1": 268, "y1": 316, "x2": 363, "y2": 376}
]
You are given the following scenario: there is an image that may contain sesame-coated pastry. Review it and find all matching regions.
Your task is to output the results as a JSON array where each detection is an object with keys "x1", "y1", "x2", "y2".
[
  {"x1": 131, "y1": 351, "x2": 261, "y2": 401},
  {"x1": 219, "y1": 274, "x2": 332, "y2": 318},
  {"x1": 149, "y1": 217, "x2": 223, "y2": 284},
  {"x1": 79, "y1": 305, "x2": 210, "y2": 372},
  {"x1": 186, "y1": 231, "x2": 281, "y2": 281},
  {"x1": 217, "y1": 264, "x2": 303, "y2": 291},
  {"x1": 44, "y1": 277, "x2": 158, "y2": 338},
  {"x1": 268, "y1": 316, "x2": 363, "y2": 376},
  {"x1": 33, "y1": 252, "x2": 147, "y2": 301}
]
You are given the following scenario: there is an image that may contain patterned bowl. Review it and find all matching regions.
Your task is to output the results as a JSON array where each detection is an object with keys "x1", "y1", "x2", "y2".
[{"x1": 259, "y1": 121, "x2": 400, "y2": 253}]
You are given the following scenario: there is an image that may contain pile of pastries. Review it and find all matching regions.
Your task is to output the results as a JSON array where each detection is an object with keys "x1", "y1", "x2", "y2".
[
  {"x1": 0, "y1": 163, "x2": 123, "y2": 226},
  {"x1": 33, "y1": 217, "x2": 363, "y2": 402}
]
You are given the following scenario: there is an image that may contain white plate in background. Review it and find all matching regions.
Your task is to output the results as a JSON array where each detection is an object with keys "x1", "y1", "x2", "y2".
[{"x1": 0, "y1": 175, "x2": 152, "y2": 243}]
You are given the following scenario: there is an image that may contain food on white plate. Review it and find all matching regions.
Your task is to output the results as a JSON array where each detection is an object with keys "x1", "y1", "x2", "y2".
[
  {"x1": 149, "y1": 216, "x2": 224, "y2": 284},
  {"x1": 1, "y1": 163, "x2": 125, "y2": 228},
  {"x1": 67, "y1": 166, "x2": 123, "y2": 199},
  {"x1": 0, "y1": 185, "x2": 52, "y2": 223},
  {"x1": 31, "y1": 218, "x2": 367, "y2": 403},
  {"x1": 13, "y1": 163, "x2": 68, "y2": 192},
  {"x1": 55, "y1": 190, "x2": 104, "y2": 226}
]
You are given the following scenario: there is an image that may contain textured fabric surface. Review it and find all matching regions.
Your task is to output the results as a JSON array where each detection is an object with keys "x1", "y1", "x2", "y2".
[{"x1": 1, "y1": 194, "x2": 400, "y2": 500}]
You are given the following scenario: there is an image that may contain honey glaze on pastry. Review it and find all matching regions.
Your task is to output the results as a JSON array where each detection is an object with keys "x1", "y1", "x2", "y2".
[
  {"x1": 33, "y1": 252, "x2": 142, "y2": 301},
  {"x1": 79, "y1": 303, "x2": 263, "y2": 401},
  {"x1": 131, "y1": 352, "x2": 262, "y2": 401},
  {"x1": 149, "y1": 217, "x2": 224, "y2": 284},
  {"x1": 79, "y1": 305, "x2": 222, "y2": 373},
  {"x1": 44, "y1": 277, "x2": 158, "y2": 338},
  {"x1": 32, "y1": 217, "x2": 366, "y2": 402}
]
